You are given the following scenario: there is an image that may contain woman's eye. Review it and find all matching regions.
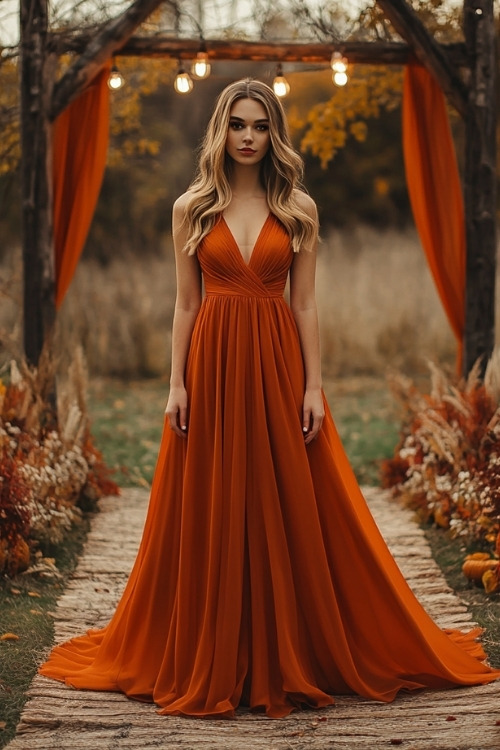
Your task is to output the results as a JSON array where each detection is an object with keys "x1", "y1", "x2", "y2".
[
  {"x1": 256, "y1": 125, "x2": 269, "y2": 132},
  {"x1": 230, "y1": 122, "x2": 243, "y2": 130}
]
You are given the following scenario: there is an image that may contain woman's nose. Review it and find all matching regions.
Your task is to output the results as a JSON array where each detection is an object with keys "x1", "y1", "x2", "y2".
[{"x1": 242, "y1": 127, "x2": 253, "y2": 142}]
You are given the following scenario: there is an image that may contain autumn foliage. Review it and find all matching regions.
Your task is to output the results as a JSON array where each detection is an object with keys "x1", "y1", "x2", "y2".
[
  {"x1": 0, "y1": 350, "x2": 118, "y2": 577},
  {"x1": 381, "y1": 352, "x2": 500, "y2": 594}
]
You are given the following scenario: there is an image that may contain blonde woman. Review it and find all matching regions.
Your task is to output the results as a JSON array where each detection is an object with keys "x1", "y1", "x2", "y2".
[{"x1": 40, "y1": 79, "x2": 500, "y2": 718}]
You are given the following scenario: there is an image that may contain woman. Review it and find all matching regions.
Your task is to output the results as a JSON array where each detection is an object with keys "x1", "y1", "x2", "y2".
[{"x1": 40, "y1": 79, "x2": 500, "y2": 718}]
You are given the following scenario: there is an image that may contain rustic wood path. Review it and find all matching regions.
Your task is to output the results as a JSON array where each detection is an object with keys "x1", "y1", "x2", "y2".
[{"x1": 6, "y1": 487, "x2": 500, "y2": 750}]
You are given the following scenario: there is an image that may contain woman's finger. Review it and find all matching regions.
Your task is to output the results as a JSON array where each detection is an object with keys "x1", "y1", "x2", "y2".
[
  {"x1": 305, "y1": 412, "x2": 324, "y2": 444},
  {"x1": 166, "y1": 408, "x2": 187, "y2": 439},
  {"x1": 303, "y1": 407, "x2": 311, "y2": 437},
  {"x1": 179, "y1": 404, "x2": 188, "y2": 435}
]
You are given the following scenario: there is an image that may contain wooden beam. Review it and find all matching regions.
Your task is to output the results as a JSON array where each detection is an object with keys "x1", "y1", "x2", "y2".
[
  {"x1": 51, "y1": 34, "x2": 468, "y2": 68},
  {"x1": 375, "y1": 0, "x2": 468, "y2": 116},
  {"x1": 463, "y1": 0, "x2": 497, "y2": 375},
  {"x1": 20, "y1": 0, "x2": 56, "y2": 367},
  {"x1": 50, "y1": 0, "x2": 165, "y2": 121}
]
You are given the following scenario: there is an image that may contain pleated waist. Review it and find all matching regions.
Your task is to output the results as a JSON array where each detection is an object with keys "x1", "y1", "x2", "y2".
[{"x1": 204, "y1": 292, "x2": 285, "y2": 300}]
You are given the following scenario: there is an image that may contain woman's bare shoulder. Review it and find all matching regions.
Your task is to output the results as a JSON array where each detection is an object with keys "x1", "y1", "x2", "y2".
[
  {"x1": 173, "y1": 190, "x2": 194, "y2": 217},
  {"x1": 293, "y1": 189, "x2": 318, "y2": 220}
]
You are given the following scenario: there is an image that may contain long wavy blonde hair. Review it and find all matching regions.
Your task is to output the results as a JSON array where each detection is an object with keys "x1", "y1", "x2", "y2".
[{"x1": 183, "y1": 78, "x2": 317, "y2": 255}]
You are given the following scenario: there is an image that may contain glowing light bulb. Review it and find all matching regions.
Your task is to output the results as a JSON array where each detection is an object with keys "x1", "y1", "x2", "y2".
[
  {"x1": 272, "y1": 65, "x2": 290, "y2": 98},
  {"x1": 191, "y1": 52, "x2": 211, "y2": 79},
  {"x1": 174, "y1": 69, "x2": 193, "y2": 94},
  {"x1": 107, "y1": 65, "x2": 124, "y2": 90},
  {"x1": 331, "y1": 52, "x2": 348, "y2": 74},
  {"x1": 333, "y1": 71, "x2": 348, "y2": 87}
]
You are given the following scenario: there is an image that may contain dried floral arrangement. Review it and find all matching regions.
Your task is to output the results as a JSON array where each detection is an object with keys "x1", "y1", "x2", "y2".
[
  {"x1": 0, "y1": 347, "x2": 119, "y2": 577},
  {"x1": 381, "y1": 350, "x2": 500, "y2": 594}
]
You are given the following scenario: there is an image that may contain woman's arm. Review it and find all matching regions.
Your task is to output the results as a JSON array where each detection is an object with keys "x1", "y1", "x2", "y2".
[
  {"x1": 165, "y1": 194, "x2": 202, "y2": 438},
  {"x1": 289, "y1": 193, "x2": 324, "y2": 445}
]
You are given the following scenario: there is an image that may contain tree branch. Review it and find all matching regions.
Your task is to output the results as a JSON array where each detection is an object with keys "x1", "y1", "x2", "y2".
[
  {"x1": 50, "y1": 33, "x2": 467, "y2": 68},
  {"x1": 375, "y1": 0, "x2": 468, "y2": 116},
  {"x1": 49, "y1": 0, "x2": 165, "y2": 121}
]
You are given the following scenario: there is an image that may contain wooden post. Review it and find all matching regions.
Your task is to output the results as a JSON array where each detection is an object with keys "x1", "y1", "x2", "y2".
[
  {"x1": 463, "y1": 0, "x2": 497, "y2": 375},
  {"x1": 20, "y1": 0, "x2": 56, "y2": 366},
  {"x1": 375, "y1": 0, "x2": 468, "y2": 116}
]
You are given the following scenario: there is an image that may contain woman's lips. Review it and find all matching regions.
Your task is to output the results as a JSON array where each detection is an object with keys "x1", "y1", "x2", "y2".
[{"x1": 239, "y1": 148, "x2": 256, "y2": 154}]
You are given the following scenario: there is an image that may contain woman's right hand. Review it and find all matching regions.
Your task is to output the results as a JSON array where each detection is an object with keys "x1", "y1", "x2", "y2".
[{"x1": 165, "y1": 386, "x2": 189, "y2": 438}]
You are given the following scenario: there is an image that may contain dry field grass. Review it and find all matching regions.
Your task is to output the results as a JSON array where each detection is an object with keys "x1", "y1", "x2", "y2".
[{"x1": 1, "y1": 225, "x2": 498, "y2": 378}]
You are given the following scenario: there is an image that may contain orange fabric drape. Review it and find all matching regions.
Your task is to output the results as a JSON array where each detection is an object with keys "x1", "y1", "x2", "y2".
[
  {"x1": 402, "y1": 64, "x2": 465, "y2": 371},
  {"x1": 53, "y1": 64, "x2": 110, "y2": 309}
]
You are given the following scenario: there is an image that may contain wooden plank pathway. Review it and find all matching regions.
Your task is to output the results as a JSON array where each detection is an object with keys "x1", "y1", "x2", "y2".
[{"x1": 6, "y1": 487, "x2": 500, "y2": 750}]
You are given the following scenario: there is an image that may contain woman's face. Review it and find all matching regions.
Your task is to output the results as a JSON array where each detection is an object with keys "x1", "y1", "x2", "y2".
[{"x1": 225, "y1": 97, "x2": 271, "y2": 167}]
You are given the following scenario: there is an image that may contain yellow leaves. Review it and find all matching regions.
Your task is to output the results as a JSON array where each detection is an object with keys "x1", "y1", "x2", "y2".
[
  {"x1": 289, "y1": 65, "x2": 403, "y2": 168},
  {"x1": 121, "y1": 139, "x2": 161, "y2": 158},
  {"x1": 0, "y1": 633, "x2": 19, "y2": 642},
  {"x1": 0, "y1": 58, "x2": 20, "y2": 174},
  {"x1": 349, "y1": 121, "x2": 368, "y2": 142},
  {"x1": 107, "y1": 57, "x2": 176, "y2": 165},
  {"x1": 374, "y1": 177, "x2": 390, "y2": 197}
]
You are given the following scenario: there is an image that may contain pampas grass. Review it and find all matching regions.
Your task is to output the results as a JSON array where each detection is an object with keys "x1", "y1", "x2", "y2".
[{"x1": 382, "y1": 353, "x2": 500, "y2": 553}]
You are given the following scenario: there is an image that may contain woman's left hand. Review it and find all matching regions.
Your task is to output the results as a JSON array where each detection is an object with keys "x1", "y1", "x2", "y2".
[{"x1": 302, "y1": 388, "x2": 325, "y2": 445}]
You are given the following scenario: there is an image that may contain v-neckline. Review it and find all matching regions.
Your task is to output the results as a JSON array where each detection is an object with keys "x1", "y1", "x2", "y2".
[{"x1": 221, "y1": 213, "x2": 272, "y2": 268}]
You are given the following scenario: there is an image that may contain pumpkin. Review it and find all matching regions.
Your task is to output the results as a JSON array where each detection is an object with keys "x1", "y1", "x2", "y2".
[{"x1": 462, "y1": 557, "x2": 498, "y2": 581}]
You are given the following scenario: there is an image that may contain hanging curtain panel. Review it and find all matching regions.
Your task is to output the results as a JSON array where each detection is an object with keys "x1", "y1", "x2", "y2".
[
  {"x1": 53, "y1": 63, "x2": 110, "y2": 309},
  {"x1": 402, "y1": 63, "x2": 466, "y2": 372}
]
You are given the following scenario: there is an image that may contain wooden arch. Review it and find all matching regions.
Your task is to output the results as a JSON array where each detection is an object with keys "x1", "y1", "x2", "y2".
[{"x1": 20, "y1": 0, "x2": 497, "y2": 376}]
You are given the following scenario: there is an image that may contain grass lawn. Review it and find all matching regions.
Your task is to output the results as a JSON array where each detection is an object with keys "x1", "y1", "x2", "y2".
[{"x1": 87, "y1": 374, "x2": 401, "y2": 488}]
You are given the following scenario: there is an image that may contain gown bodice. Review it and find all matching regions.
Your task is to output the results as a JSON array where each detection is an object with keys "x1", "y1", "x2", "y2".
[{"x1": 198, "y1": 214, "x2": 293, "y2": 298}]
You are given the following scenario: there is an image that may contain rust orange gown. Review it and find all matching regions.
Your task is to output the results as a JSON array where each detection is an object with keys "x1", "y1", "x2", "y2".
[{"x1": 40, "y1": 214, "x2": 500, "y2": 718}]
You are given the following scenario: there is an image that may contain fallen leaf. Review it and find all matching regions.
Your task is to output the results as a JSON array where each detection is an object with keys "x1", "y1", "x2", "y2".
[
  {"x1": 495, "y1": 719, "x2": 500, "y2": 726},
  {"x1": 0, "y1": 633, "x2": 19, "y2": 642},
  {"x1": 28, "y1": 591, "x2": 41, "y2": 598},
  {"x1": 390, "y1": 741, "x2": 403, "y2": 746},
  {"x1": 446, "y1": 716, "x2": 457, "y2": 722},
  {"x1": 0, "y1": 721, "x2": 7, "y2": 730},
  {"x1": 318, "y1": 716, "x2": 328, "y2": 722},
  {"x1": 30, "y1": 610, "x2": 43, "y2": 616},
  {"x1": 9, "y1": 588, "x2": 21, "y2": 595}
]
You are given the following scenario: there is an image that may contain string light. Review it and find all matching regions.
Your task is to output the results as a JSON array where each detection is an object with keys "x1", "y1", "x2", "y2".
[
  {"x1": 272, "y1": 64, "x2": 290, "y2": 98},
  {"x1": 331, "y1": 51, "x2": 348, "y2": 87},
  {"x1": 174, "y1": 62, "x2": 194, "y2": 94},
  {"x1": 191, "y1": 51, "x2": 211, "y2": 79},
  {"x1": 107, "y1": 60, "x2": 125, "y2": 90}
]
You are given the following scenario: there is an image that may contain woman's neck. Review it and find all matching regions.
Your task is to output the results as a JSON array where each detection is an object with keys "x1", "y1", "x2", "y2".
[{"x1": 229, "y1": 164, "x2": 266, "y2": 199}]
